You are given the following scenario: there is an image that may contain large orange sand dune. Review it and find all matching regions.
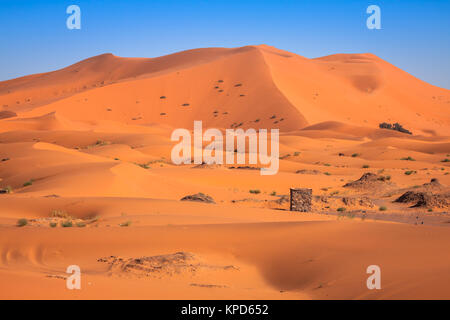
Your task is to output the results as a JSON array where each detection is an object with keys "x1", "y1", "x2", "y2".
[{"x1": 0, "y1": 45, "x2": 449, "y2": 299}]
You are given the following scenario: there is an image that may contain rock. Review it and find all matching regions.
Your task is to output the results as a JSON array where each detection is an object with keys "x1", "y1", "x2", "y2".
[
  {"x1": 422, "y1": 178, "x2": 443, "y2": 189},
  {"x1": 395, "y1": 191, "x2": 449, "y2": 208},
  {"x1": 342, "y1": 196, "x2": 374, "y2": 208},
  {"x1": 229, "y1": 166, "x2": 259, "y2": 170},
  {"x1": 296, "y1": 169, "x2": 321, "y2": 175},
  {"x1": 290, "y1": 188, "x2": 312, "y2": 212},
  {"x1": 343, "y1": 173, "x2": 392, "y2": 191},
  {"x1": 192, "y1": 162, "x2": 223, "y2": 169},
  {"x1": 395, "y1": 191, "x2": 427, "y2": 204},
  {"x1": 180, "y1": 193, "x2": 215, "y2": 204}
]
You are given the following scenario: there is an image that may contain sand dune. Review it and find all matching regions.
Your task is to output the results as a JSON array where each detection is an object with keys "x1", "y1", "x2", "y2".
[{"x1": 0, "y1": 45, "x2": 449, "y2": 299}]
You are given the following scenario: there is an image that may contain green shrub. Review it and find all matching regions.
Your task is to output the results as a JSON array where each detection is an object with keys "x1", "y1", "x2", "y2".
[
  {"x1": 17, "y1": 218, "x2": 28, "y2": 227},
  {"x1": 351, "y1": 153, "x2": 359, "y2": 158},
  {"x1": 49, "y1": 222, "x2": 57, "y2": 228},
  {"x1": 249, "y1": 189, "x2": 261, "y2": 194},
  {"x1": 61, "y1": 220, "x2": 73, "y2": 228},
  {"x1": 137, "y1": 163, "x2": 150, "y2": 169},
  {"x1": 379, "y1": 206, "x2": 387, "y2": 211},
  {"x1": 23, "y1": 180, "x2": 33, "y2": 187},
  {"x1": 404, "y1": 170, "x2": 417, "y2": 175},
  {"x1": 337, "y1": 207, "x2": 346, "y2": 212},
  {"x1": 401, "y1": 156, "x2": 415, "y2": 161},
  {"x1": 76, "y1": 222, "x2": 86, "y2": 228},
  {"x1": 441, "y1": 159, "x2": 450, "y2": 163},
  {"x1": 362, "y1": 165, "x2": 370, "y2": 168}
]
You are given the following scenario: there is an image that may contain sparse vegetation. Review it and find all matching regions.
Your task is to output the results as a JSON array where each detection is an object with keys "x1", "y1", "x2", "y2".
[
  {"x1": 76, "y1": 222, "x2": 86, "y2": 228},
  {"x1": 404, "y1": 170, "x2": 417, "y2": 175},
  {"x1": 377, "y1": 175, "x2": 391, "y2": 182},
  {"x1": 379, "y1": 206, "x2": 388, "y2": 211},
  {"x1": 351, "y1": 153, "x2": 359, "y2": 158},
  {"x1": 23, "y1": 180, "x2": 33, "y2": 187},
  {"x1": 337, "y1": 207, "x2": 346, "y2": 212},
  {"x1": 346, "y1": 212, "x2": 356, "y2": 219},
  {"x1": 249, "y1": 189, "x2": 261, "y2": 194},
  {"x1": 401, "y1": 156, "x2": 415, "y2": 161},
  {"x1": 61, "y1": 220, "x2": 73, "y2": 228},
  {"x1": 120, "y1": 221, "x2": 131, "y2": 227},
  {"x1": 17, "y1": 218, "x2": 28, "y2": 227},
  {"x1": 136, "y1": 162, "x2": 151, "y2": 169},
  {"x1": 441, "y1": 159, "x2": 450, "y2": 163},
  {"x1": 324, "y1": 172, "x2": 331, "y2": 176},
  {"x1": 49, "y1": 222, "x2": 57, "y2": 228},
  {"x1": 294, "y1": 152, "x2": 301, "y2": 156},
  {"x1": 362, "y1": 165, "x2": 370, "y2": 168},
  {"x1": 270, "y1": 191, "x2": 277, "y2": 196},
  {"x1": 96, "y1": 140, "x2": 109, "y2": 146},
  {"x1": 379, "y1": 122, "x2": 412, "y2": 135}
]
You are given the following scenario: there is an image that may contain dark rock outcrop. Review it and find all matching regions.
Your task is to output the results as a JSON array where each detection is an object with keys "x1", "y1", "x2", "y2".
[{"x1": 180, "y1": 193, "x2": 215, "y2": 204}]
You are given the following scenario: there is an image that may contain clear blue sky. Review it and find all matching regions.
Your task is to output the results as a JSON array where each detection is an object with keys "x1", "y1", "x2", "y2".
[{"x1": 0, "y1": 0, "x2": 449, "y2": 89}]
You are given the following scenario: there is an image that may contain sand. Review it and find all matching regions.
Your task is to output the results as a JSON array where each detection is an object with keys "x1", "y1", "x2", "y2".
[{"x1": 0, "y1": 45, "x2": 449, "y2": 299}]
